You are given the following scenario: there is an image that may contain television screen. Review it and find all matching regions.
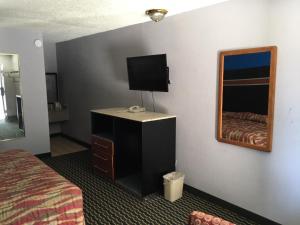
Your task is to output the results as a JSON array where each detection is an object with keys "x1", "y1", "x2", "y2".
[{"x1": 127, "y1": 54, "x2": 169, "y2": 92}]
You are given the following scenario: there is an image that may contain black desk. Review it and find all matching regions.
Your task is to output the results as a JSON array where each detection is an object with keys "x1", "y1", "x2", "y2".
[{"x1": 91, "y1": 108, "x2": 176, "y2": 197}]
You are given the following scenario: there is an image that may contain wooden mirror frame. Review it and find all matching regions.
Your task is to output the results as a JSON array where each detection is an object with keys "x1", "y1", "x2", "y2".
[{"x1": 217, "y1": 46, "x2": 277, "y2": 152}]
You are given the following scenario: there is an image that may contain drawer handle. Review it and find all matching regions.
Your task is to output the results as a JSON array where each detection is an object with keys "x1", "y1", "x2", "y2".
[
  {"x1": 95, "y1": 165, "x2": 108, "y2": 173},
  {"x1": 94, "y1": 153, "x2": 108, "y2": 161},
  {"x1": 94, "y1": 142, "x2": 109, "y2": 149}
]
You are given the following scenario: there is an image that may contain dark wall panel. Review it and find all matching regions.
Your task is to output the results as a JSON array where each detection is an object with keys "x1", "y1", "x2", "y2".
[{"x1": 223, "y1": 85, "x2": 269, "y2": 115}]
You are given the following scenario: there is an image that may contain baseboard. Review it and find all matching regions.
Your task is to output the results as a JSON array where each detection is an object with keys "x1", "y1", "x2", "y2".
[
  {"x1": 50, "y1": 132, "x2": 62, "y2": 137},
  {"x1": 35, "y1": 152, "x2": 51, "y2": 159},
  {"x1": 184, "y1": 185, "x2": 281, "y2": 225},
  {"x1": 60, "y1": 133, "x2": 91, "y2": 148},
  {"x1": 50, "y1": 132, "x2": 90, "y2": 148}
]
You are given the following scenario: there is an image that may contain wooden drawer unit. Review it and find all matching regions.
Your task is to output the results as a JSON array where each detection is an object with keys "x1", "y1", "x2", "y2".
[
  {"x1": 91, "y1": 135, "x2": 115, "y2": 181},
  {"x1": 91, "y1": 135, "x2": 114, "y2": 155},
  {"x1": 94, "y1": 164, "x2": 114, "y2": 180},
  {"x1": 92, "y1": 151, "x2": 113, "y2": 170}
]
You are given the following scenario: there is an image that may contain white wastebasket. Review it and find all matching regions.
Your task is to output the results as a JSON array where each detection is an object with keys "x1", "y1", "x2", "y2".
[{"x1": 163, "y1": 172, "x2": 185, "y2": 202}]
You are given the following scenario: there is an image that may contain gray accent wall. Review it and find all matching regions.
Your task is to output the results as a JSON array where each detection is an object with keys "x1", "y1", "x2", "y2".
[
  {"x1": 43, "y1": 41, "x2": 63, "y2": 135},
  {"x1": 57, "y1": 0, "x2": 300, "y2": 224},
  {"x1": 0, "y1": 28, "x2": 50, "y2": 154},
  {"x1": 43, "y1": 41, "x2": 57, "y2": 72}
]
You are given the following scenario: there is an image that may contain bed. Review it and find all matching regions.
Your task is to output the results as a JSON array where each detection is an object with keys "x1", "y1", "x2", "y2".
[
  {"x1": 0, "y1": 149, "x2": 85, "y2": 225},
  {"x1": 222, "y1": 111, "x2": 268, "y2": 147}
]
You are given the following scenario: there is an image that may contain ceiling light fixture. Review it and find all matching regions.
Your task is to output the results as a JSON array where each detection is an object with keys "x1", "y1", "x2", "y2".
[{"x1": 145, "y1": 9, "x2": 168, "y2": 22}]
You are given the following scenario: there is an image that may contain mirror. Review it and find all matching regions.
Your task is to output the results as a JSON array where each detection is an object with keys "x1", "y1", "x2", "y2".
[
  {"x1": 0, "y1": 53, "x2": 25, "y2": 141},
  {"x1": 217, "y1": 46, "x2": 277, "y2": 152}
]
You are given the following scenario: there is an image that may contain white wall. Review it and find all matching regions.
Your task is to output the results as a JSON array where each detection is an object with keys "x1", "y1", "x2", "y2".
[
  {"x1": 11, "y1": 54, "x2": 19, "y2": 71},
  {"x1": 265, "y1": 1, "x2": 300, "y2": 224},
  {"x1": 4, "y1": 77, "x2": 17, "y2": 116},
  {"x1": 57, "y1": 0, "x2": 300, "y2": 224},
  {"x1": 0, "y1": 55, "x2": 14, "y2": 72},
  {"x1": 0, "y1": 28, "x2": 50, "y2": 154},
  {"x1": 0, "y1": 55, "x2": 19, "y2": 72}
]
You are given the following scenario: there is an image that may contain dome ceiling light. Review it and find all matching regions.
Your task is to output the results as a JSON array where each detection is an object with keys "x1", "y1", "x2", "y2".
[{"x1": 145, "y1": 9, "x2": 168, "y2": 22}]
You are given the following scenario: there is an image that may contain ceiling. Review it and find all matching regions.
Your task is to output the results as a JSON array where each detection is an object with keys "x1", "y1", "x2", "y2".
[{"x1": 0, "y1": 0, "x2": 228, "y2": 43}]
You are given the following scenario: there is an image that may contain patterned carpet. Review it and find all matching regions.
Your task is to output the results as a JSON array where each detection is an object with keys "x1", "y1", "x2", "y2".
[{"x1": 41, "y1": 151, "x2": 259, "y2": 225}]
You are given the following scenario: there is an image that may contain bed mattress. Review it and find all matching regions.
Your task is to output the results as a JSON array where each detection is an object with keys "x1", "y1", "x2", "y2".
[{"x1": 0, "y1": 149, "x2": 85, "y2": 225}]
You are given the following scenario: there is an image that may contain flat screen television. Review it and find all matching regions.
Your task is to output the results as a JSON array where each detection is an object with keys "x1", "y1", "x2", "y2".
[{"x1": 127, "y1": 54, "x2": 169, "y2": 92}]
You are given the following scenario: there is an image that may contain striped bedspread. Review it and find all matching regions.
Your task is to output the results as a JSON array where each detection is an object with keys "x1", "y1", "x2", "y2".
[
  {"x1": 222, "y1": 113, "x2": 268, "y2": 147},
  {"x1": 0, "y1": 149, "x2": 85, "y2": 225}
]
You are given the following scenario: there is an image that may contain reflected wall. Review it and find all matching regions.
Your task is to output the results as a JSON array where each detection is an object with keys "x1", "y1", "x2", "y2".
[{"x1": 0, "y1": 53, "x2": 25, "y2": 141}]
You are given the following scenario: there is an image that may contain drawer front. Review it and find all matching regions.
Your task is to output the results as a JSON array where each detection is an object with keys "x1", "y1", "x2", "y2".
[
  {"x1": 91, "y1": 135, "x2": 114, "y2": 155},
  {"x1": 92, "y1": 151, "x2": 114, "y2": 180},
  {"x1": 94, "y1": 165, "x2": 114, "y2": 180},
  {"x1": 92, "y1": 151, "x2": 113, "y2": 169}
]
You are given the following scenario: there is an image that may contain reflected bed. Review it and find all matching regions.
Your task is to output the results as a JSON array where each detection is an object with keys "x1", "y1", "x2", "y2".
[{"x1": 222, "y1": 112, "x2": 268, "y2": 148}]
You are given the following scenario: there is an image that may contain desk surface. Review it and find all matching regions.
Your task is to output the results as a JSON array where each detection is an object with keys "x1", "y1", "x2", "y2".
[{"x1": 91, "y1": 107, "x2": 176, "y2": 122}]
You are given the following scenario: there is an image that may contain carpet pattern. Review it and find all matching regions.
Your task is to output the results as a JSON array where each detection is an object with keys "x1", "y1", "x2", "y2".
[{"x1": 41, "y1": 151, "x2": 259, "y2": 225}]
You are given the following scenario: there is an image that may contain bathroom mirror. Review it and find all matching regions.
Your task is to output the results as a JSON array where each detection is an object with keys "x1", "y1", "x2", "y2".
[
  {"x1": 0, "y1": 53, "x2": 25, "y2": 141},
  {"x1": 217, "y1": 46, "x2": 277, "y2": 152}
]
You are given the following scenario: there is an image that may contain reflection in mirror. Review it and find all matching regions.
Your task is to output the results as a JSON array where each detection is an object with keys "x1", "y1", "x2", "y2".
[
  {"x1": 217, "y1": 47, "x2": 277, "y2": 152},
  {"x1": 0, "y1": 53, "x2": 25, "y2": 141}
]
